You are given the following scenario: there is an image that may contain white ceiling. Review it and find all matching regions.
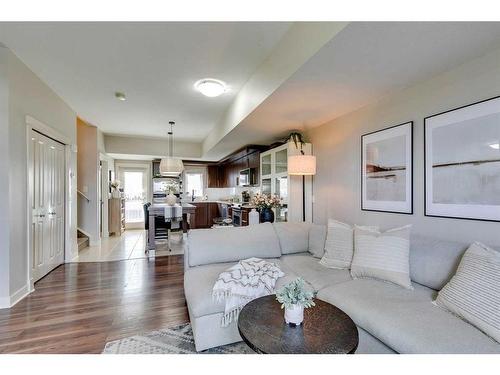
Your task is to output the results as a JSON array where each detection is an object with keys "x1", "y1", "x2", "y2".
[
  {"x1": 205, "y1": 22, "x2": 500, "y2": 158},
  {"x1": 0, "y1": 22, "x2": 291, "y2": 142},
  {"x1": 2, "y1": 22, "x2": 500, "y2": 161}
]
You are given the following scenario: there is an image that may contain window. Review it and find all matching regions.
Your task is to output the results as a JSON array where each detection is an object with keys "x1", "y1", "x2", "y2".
[{"x1": 186, "y1": 172, "x2": 204, "y2": 197}]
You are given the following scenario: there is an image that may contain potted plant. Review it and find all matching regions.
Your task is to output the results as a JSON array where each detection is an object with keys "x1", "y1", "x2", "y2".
[
  {"x1": 250, "y1": 193, "x2": 282, "y2": 223},
  {"x1": 276, "y1": 278, "x2": 315, "y2": 326}
]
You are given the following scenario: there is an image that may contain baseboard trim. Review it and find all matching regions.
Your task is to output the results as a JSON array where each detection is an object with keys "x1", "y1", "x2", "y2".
[
  {"x1": 0, "y1": 284, "x2": 31, "y2": 309},
  {"x1": 0, "y1": 296, "x2": 10, "y2": 309},
  {"x1": 10, "y1": 284, "x2": 30, "y2": 307}
]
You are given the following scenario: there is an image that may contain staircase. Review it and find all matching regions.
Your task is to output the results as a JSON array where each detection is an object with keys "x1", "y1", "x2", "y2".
[{"x1": 77, "y1": 229, "x2": 89, "y2": 251}]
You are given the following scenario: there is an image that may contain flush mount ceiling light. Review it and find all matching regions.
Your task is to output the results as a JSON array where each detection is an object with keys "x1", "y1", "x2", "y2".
[
  {"x1": 115, "y1": 92, "x2": 126, "y2": 101},
  {"x1": 489, "y1": 142, "x2": 500, "y2": 150},
  {"x1": 194, "y1": 78, "x2": 227, "y2": 97}
]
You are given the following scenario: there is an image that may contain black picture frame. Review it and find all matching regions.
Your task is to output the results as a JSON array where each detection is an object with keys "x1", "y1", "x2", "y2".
[
  {"x1": 424, "y1": 95, "x2": 500, "y2": 222},
  {"x1": 361, "y1": 121, "x2": 414, "y2": 215}
]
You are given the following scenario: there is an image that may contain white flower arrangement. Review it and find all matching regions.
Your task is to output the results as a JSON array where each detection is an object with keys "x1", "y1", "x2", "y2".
[
  {"x1": 250, "y1": 193, "x2": 282, "y2": 210},
  {"x1": 162, "y1": 180, "x2": 180, "y2": 194}
]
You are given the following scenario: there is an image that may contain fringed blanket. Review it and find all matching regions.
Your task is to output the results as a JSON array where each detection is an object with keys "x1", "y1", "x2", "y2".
[{"x1": 212, "y1": 257, "x2": 284, "y2": 327}]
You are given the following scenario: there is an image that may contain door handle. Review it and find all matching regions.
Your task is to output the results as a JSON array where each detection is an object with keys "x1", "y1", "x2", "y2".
[
  {"x1": 35, "y1": 214, "x2": 46, "y2": 218},
  {"x1": 48, "y1": 212, "x2": 56, "y2": 215}
]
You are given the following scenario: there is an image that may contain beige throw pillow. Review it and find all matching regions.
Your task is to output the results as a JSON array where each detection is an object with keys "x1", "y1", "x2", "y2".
[
  {"x1": 319, "y1": 219, "x2": 378, "y2": 269},
  {"x1": 435, "y1": 242, "x2": 500, "y2": 343},
  {"x1": 351, "y1": 225, "x2": 413, "y2": 289}
]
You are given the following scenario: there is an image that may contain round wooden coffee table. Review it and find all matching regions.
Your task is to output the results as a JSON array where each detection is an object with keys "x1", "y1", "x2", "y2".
[{"x1": 237, "y1": 295, "x2": 358, "y2": 354}]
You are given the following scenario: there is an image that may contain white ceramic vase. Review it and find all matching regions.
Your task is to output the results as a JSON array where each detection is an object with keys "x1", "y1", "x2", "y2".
[
  {"x1": 166, "y1": 193, "x2": 177, "y2": 206},
  {"x1": 284, "y1": 304, "x2": 304, "y2": 325},
  {"x1": 248, "y1": 208, "x2": 259, "y2": 225}
]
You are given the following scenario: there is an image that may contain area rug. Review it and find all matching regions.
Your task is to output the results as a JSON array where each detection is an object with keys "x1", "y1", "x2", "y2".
[{"x1": 102, "y1": 323, "x2": 254, "y2": 354}]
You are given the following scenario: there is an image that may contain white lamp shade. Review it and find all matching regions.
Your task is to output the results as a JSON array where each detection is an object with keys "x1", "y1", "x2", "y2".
[
  {"x1": 288, "y1": 155, "x2": 316, "y2": 175},
  {"x1": 159, "y1": 157, "x2": 184, "y2": 176}
]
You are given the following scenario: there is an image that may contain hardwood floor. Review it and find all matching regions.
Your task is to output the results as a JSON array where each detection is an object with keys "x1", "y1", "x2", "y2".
[{"x1": 0, "y1": 255, "x2": 189, "y2": 354}]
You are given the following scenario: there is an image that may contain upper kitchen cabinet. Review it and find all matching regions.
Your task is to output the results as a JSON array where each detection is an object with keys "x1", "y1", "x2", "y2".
[
  {"x1": 216, "y1": 145, "x2": 268, "y2": 188},
  {"x1": 207, "y1": 165, "x2": 223, "y2": 188},
  {"x1": 260, "y1": 141, "x2": 313, "y2": 223}
]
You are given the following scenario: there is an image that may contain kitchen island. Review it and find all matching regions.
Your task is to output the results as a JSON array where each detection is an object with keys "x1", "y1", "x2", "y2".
[{"x1": 147, "y1": 202, "x2": 197, "y2": 250}]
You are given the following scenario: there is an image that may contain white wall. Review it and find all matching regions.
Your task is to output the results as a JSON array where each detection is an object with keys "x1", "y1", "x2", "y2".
[
  {"x1": 105, "y1": 134, "x2": 202, "y2": 159},
  {"x1": 307, "y1": 47, "x2": 500, "y2": 247},
  {"x1": 99, "y1": 154, "x2": 113, "y2": 237},
  {"x1": 77, "y1": 119, "x2": 100, "y2": 245},
  {"x1": 0, "y1": 47, "x2": 77, "y2": 307},
  {"x1": 0, "y1": 47, "x2": 11, "y2": 307}
]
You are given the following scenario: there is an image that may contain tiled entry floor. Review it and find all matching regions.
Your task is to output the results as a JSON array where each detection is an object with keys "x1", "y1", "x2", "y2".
[{"x1": 75, "y1": 229, "x2": 184, "y2": 262}]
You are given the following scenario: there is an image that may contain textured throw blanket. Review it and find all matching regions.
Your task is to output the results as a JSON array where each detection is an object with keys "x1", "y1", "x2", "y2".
[{"x1": 212, "y1": 257, "x2": 284, "y2": 327}]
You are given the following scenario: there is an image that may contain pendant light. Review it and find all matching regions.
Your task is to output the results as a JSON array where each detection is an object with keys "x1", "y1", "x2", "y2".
[{"x1": 159, "y1": 121, "x2": 184, "y2": 177}]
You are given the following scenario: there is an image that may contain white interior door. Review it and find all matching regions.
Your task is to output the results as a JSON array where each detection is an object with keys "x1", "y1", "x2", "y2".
[{"x1": 31, "y1": 130, "x2": 65, "y2": 282}]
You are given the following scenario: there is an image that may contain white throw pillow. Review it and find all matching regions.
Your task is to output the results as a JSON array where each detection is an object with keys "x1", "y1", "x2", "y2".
[
  {"x1": 319, "y1": 219, "x2": 378, "y2": 269},
  {"x1": 435, "y1": 242, "x2": 500, "y2": 343},
  {"x1": 351, "y1": 225, "x2": 413, "y2": 289}
]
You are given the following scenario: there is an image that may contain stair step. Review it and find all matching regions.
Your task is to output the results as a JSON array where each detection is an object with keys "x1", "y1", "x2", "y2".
[{"x1": 77, "y1": 236, "x2": 89, "y2": 251}]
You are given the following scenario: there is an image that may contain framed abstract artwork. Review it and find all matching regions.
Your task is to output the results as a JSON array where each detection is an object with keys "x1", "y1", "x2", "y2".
[
  {"x1": 425, "y1": 96, "x2": 500, "y2": 222},
  {"x1": 361, "y1": 122, "x2": 413, "y2": 214}
]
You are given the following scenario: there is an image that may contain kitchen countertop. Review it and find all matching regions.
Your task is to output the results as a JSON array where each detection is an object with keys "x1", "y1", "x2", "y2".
[
  {"x1": 188, "y1": 200, "x2": 255, "y2": 209},
  {"x1": 188, "y1": 200, "x2": 232, "y2": 204}
]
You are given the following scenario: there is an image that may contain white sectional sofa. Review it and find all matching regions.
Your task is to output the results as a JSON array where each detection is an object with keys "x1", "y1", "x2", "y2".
[{"x1": 183, "y1": 222, "x2": 500, "y2": 353}]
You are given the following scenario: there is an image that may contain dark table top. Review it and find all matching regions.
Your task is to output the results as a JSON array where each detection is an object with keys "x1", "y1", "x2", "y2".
[{"x1": 237, "y1": 295, "x2": 358, "y2": 354}]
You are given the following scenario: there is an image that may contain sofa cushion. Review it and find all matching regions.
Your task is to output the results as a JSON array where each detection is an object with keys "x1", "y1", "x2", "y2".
[
  {"x1": 187, "y1": 223, "x2": 281, "y2": 267},
  {"x1": 273, "y1": 222, "x2": 310, "y2": 254},
  {"x1": 319, "y1": 219, "x2": 355, "y2": 269},
  {"x1": 410, "y1": 234, "x2": 469, "y2": 290},
  {"x1": 281, "y1": 254, "x2": 352, "y2": 292},
  {"x1": 184, "y1": 259, "x2": 302, "y2": 318},
  {"x1": 351, "y1": 225, "x2": 412, "y2": 289},
  {"x1": 308, "y1": 224, "x2": 327, "y2": 258},
  {"x1": 317, "y1": 279, "x2": 500, "y2": 353},
  {"x1": 435, "y1": 242, "x2": 500, "y2": 343}
]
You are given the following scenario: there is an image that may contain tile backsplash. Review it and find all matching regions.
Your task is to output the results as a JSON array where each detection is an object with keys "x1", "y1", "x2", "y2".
[{"x1": 205, "y1": 186, "x2": 260, "y2": 201}]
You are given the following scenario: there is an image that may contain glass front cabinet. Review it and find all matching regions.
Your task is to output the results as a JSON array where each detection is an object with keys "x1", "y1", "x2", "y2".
[{"x1": 260, "y1": 142, "x2": 313, "y2": 223}]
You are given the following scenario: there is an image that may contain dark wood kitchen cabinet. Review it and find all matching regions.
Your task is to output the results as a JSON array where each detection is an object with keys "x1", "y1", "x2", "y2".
[
  {"x1": 223, "y1": 162, "x2": 240, "y2": 188},
  {"x1": 241, "y1": 208, "x2": 250, "y2": 226},
  {"x1": 205, "y1": 145, "x2": 269, "y2": 189},
  {"x1": 192, "y1": 203, "x2": 209, "y2": 228},
  {"x1": 207, "y1": 165, "x2": 222, "y2": 188},
  {"x1": 191, "y1": 202, "x2": 221, "y2": 228},
  {"x1": 216, "y1": 146, "x2": 268, "y2": 188},
  {"x1": 208, "y1": 202, "x2": 221, "y2": 225}
]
